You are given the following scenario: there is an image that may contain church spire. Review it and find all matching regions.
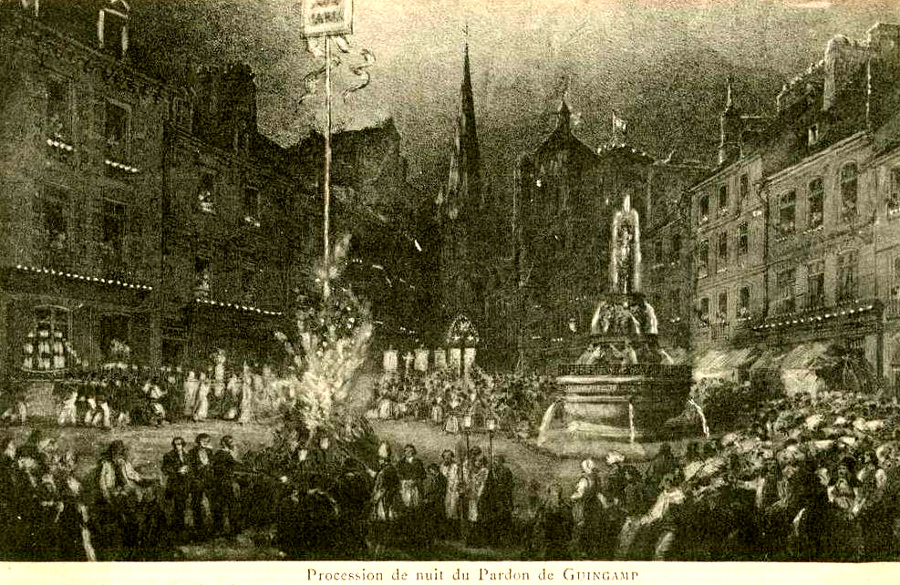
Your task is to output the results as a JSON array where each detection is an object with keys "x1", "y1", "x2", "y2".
[{"x1": 447, "y1": 34, "x2": 482, "y2": 211}]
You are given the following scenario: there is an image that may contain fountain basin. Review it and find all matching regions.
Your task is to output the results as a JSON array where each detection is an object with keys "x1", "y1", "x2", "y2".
[{"x1": 540, "y1": 364, "x2": 691, "y2": 446}]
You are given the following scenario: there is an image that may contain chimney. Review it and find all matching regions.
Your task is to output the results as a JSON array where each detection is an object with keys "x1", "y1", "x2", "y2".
[{"x1": 823, "y1": 34, "x2": 868, "y2": 111}]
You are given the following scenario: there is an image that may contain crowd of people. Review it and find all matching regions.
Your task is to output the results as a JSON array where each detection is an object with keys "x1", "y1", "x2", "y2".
[
  {"x1": 367, "y1": 370, "x2": 558, "y2": 438},
  {"x1": 1, "y1": 359, "x2": 299, "y2": 430},
  {"x1": 271, "y1": 434, "x2": 517, "y2": 559},
  {"x1": 0, "y1": 429, "x2": 253, "y2": 560},
  {"x1": 548, "y1": 434, "x2": 900, "y2": 561}
]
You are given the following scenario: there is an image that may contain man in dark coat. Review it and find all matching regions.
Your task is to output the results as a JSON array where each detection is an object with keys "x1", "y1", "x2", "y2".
[
  {"x1": 490, "y1": 454, "x2": 515, "y2": 545},
  {"x1": 161, "y1": 436, "x2": 190, "y2": 536},
  {"x1": 212, "y1": 435, "x2": 242, "y2": 535},
  {"x1": 188, "y1": 433, "x2": 214, "y2": 536},
  {"x1": 422, "y1": 463, "x2": 448, "y2": 543}
]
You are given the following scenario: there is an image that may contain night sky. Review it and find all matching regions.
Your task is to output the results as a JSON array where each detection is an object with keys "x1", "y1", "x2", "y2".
[{"x1": 131, "y1": 0, "x2": 900, "y2": 205}]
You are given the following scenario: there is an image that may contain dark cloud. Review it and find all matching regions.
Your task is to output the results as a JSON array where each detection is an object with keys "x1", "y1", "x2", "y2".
[{"x1": 129, "y1": 0, "x2": 900, "y2": 202}]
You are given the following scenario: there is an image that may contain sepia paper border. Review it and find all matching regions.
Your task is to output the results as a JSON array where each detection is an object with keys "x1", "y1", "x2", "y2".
[{"x1": 3, "y1": 560, "x2": 900, "y2": 585}]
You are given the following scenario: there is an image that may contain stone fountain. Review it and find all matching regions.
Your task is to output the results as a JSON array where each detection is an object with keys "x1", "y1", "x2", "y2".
[{"x1": 537, "y1": 195, "x2": 691, "y2": 458}]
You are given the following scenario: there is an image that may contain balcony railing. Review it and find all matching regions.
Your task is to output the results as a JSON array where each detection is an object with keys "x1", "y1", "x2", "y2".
[
  {"x1": 558, "y1": 363, "x2": 692, "y2": 379},
  {"x1": 710, "y1": 322, "x2": 730, "y2": 340}
]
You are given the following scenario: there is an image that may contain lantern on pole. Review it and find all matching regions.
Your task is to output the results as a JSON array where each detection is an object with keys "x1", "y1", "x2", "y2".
[{"x1": 486, "y1": 416, "x2": 497, "y2": 467}]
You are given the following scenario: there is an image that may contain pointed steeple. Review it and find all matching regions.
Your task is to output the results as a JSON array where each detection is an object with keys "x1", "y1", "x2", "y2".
[
  {"x1": 557, "y1": 98, "x2": 571, "y2": 132},
  {"x1": 447, "y1": 36, "x2": 482, "y2": 211},
  {"x1": 719, "y1": 77, "x2": 742, "y2": 165}
]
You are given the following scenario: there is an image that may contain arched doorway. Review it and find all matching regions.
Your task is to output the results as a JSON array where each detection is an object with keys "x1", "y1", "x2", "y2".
[{"x1": 446, "y1": 314, "x2": 479, "y2": 379}]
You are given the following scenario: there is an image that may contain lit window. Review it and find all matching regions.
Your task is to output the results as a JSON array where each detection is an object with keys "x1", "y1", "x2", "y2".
[
  {"x1": 243, "y1": 187, "x2": 260, "y2": 222},
  {"x1": 717, "y1": 232, "x2": 728, "y2": 271},
  {"x1": 808, "y1": 178, "x2": 824, "y2": 229},
  {"x1": 737, "y1": 222, "x2": 749, "y2": 258},
  {"x1": 698, "y1": 195, "x2": 709, "y2": 225},
  {"x1": 738, "y1": 286, "x2": 751, "y2": 318},
  {"x1": 46, "y1": 77, "x2": 72, "y2": 142},
  {"x1": 777, "y1": 190, "x2": 796, "y2": 238},
  {"x1": 717, "y1": 290, "x2": 728, "y2": 321},
  {"x1": 837, "y1": 250, "x2": 858, "y2": 302},
  {"x1": 104, "y1": 101, "x2": 130, "y2": 162},
  {"x1": 198, "y1": 172, "x2": 215, "y2": 213},
  {"x1": 841, "y1": 163, "x2": 858, "y2": 219},
  {"x1": 776, "y1": 268, "x2": 796, "y2": 313},
  {"x1": 807, "y1": 260, "x2": 825, "y2": 309},
  {"x1": 34, "y1": 185, "x2": 69, "y2": 269},
  {"x1": 698, "y1": 240, "x2": 709, "y2": 278},
  {"x1": 718, "y1": 184, "x2": 728, "y2": 215},
  {"x1": 888, "y1": 168, "x2": 900, "y2": 217},
  {"x1": 23, "y1": 306, "x2": 70, "y2": 372},
  {"x1": 808, "y1": 124, "x2": 819, "y2": 146},
  {"x1": 194, "y1": 257, "x2": 211, "y2": 298}
]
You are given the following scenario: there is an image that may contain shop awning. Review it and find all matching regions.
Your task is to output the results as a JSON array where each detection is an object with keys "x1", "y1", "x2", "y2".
[
  {"x1": 781, "y1": 342, "x2": 831, "y2": 370},
  {"x1": 749, "y1": 348, "x2": 788, "y2": 371},
  {"x1": 693, "y1": 347, "x2": 756, "y2": 379}
]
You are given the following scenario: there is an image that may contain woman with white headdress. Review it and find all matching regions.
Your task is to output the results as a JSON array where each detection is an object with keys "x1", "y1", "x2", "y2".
[
  {"x1": 193, "y1": 371, "x2": 210, "y2": 421},
  {"x1": 238, "y1": 363, "x2": 254, "y2": 423},
  {"x1": 369, "y1": 442, "x2": 399, "y2": 555},
  {"x1": 182, "y1": 371, "x2": 199, "y2": 419},
  {"x1": 571, "y1": 458, "x2": 600, "y2": 557}
]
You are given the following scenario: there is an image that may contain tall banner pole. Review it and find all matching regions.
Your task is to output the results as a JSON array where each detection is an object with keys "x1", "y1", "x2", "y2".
[{"x1": 323, "y1": 34, "x2": 332, "y2": 299}]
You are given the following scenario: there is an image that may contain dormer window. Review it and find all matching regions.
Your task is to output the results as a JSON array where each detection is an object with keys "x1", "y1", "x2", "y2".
[
  {"x1": 808, "y1": 124, "x2": 820, "y2": 146},
  {"x1": 98, "y1": 1, "x2": 130, "y2": 58}
]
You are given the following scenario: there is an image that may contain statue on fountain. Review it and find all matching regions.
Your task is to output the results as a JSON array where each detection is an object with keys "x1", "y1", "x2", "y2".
[
  {"x1": 540, "y1": 189, "x2": 693, "y2": 452},
  {"x1": 584, "y1": 194, "x2": 668, "y2": 365}
]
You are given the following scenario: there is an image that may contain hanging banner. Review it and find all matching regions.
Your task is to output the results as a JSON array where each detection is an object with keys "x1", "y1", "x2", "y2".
[{"x1": 298, "y1": 0, "x2": 354, "y2": 38}]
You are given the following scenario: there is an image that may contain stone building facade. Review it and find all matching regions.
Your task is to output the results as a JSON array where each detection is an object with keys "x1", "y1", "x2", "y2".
[
  {"x1": 689, "y1": 23, "x2": 900, "y2": 392},
  {"x1": 0, "y1": 2, "x2": 316, "y2": 390}
]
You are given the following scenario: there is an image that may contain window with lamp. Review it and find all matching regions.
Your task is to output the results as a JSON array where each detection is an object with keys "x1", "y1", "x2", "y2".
[
  {"x1": 807, "y1": 260, "x2": 825, "y2": 309},
  {"x1": 836, "y1": 250, "x2": 858, "y2": 303},
  {"x1": 718, "y1": 184, "x2": 728, "y2": 217},
  {"x1": 198, "y1": 172, "x2": 215, "y2": 213},
  {"x1": 737, "y1": 222, "x2": 749, "y2": 259},
  {"x1": 888, "y1": 168, "x2": 900, "y2": 218},
  {"x1": 808, "y1": 178, "x2": 824, "y2": 229},
  {"x1": 22, "y1": 306, "x2": 70, "y2": 373},
  {"x1": 34, "y1": 185, "x2": 69, "y2": 269},
  {"x1": 776, "y1": 267, "x2": 796, "y2": 313},
  {"x1": 104, "y1": 101, "x2": 129, "y2": 163},
  {"x1": 698, "y1": 194, "x2": 709, "y2": 225},
  {"x1": 776, "y1": 190, "x2": 796, "y2": 239},
  {"x1": 243, "y1": 186, "x2": 260, "y2": 226},
  {"x1": 717, "y1": 232, "x2": 728, "y2": 272},
  {"x1": 46, "y1": 77, "x2": 72, "y2": 143},
  {"x1": 891, "y1": 256, "x2": 900, "y2": 314},
  {"x1": 841, "y1": 163, "x2": 858, "y2": 220},
  {"x1": 697, "y1": 297, "x2": 710, "y2": 328},
  {"x1": 716, "y1": 290, "x2": 728, "y2": 323},
  {"x1": 697, "y1": 239, "x2": 709, "y2": 278},
  {"x1": 738, "y1": 286, "x2": 751, "y2": 319}
]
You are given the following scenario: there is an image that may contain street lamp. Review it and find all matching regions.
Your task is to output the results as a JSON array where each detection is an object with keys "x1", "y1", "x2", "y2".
[{"x1": 486, "y1": 416, "x2": 497, "y2": 467}]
